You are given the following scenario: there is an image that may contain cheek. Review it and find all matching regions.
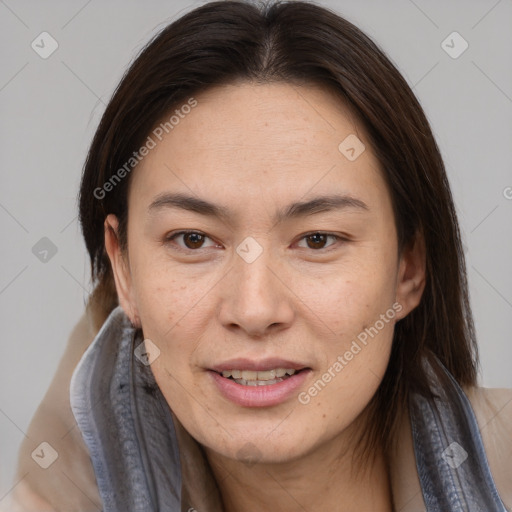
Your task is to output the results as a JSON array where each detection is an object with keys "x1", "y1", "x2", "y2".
[
  {"x1": 129, "y1": 268, "x2": 197, "y2": 370},
  {"x1": 130, "y1": 249, "x2": 210, "y2": 332},
  {"x1": 300, "y1": 311, "x2": 395, "y2": 432},
  {"x1": 292, "y1": 256, "x2": 398, "y2": 338},
  {"x1": 291, "y1": 255, "x2": 397, "y2": 406}
]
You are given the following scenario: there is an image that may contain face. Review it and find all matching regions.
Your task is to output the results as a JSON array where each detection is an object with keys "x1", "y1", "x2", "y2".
[{"x1": 105, "y1": 81, "x2": 425, "y2": 465}]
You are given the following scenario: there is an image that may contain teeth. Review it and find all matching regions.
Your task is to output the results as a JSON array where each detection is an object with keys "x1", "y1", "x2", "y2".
[
  {"x1": 234, "y1": 378, "x2": 281, "y2": 386},
  {"x1": 254, "y1": 369, "x2": 276, "y2": 380},
  {"x1": 221, "y1": 368, "x2": 298, "y2": 381}
]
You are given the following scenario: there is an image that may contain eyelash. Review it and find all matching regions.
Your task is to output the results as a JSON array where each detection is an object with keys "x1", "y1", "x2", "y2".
[{"x1": 164, "y1": 230, "x2": 346, "y2": 253}]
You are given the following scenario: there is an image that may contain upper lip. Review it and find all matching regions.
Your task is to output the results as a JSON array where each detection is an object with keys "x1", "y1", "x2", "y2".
[{"x1": 210, "y1": 358, "x2": 309, "y2": 373}]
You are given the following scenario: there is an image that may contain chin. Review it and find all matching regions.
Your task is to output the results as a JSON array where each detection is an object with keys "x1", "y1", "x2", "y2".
[{"x1": 213, "y1": 435, "x2": 311, "y2": 466}]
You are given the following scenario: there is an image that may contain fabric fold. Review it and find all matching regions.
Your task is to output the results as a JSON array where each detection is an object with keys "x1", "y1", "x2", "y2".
[
  {"x1": 70, "y1": 306, "x2": 181, "y2": 512},
  {"x1": 409, "y1": 357, "x2": 507, "y2": 511}
]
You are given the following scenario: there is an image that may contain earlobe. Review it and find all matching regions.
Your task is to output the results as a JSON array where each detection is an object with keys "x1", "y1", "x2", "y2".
[
  {"x1": 104, "y1": 214, "x2": 141, "y2": 327},
  {"x1": 394, "y1": 232, "x2": 426, "y2": 321}
]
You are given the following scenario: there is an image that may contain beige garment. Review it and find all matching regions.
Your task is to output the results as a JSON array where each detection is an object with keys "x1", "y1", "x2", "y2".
[{"x1": 3, "y1": 308, "x2": 512, "y2": 512}]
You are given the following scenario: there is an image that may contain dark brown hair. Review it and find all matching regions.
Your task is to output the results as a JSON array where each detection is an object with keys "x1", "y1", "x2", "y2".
[{"x1": 78, "y1": 0, "x2": 478, "y2": 464}]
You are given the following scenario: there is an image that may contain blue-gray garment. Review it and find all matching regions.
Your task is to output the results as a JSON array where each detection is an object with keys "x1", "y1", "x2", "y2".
[{"x1": 70, "y1": 306, "x2": 507, "y2": 512}]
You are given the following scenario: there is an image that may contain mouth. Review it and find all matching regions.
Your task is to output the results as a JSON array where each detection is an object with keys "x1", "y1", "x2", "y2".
[
  {"x1": 208, "y1": 359, "x2": 312, "y2": 407},
  {"x1": 218, "y1": 368, "x2": 304, "y2": 386}
]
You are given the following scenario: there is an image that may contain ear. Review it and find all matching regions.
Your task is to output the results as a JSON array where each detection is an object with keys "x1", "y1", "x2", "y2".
[
  {"x1": 104, "y1": 214, "x2": 141, "y2": 327},
  {"x1": 394, "y1": 230, "x2": 426, "y2": 321}
]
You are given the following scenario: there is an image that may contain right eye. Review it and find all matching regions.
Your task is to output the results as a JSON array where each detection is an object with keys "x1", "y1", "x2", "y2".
[{"x1": 164, "y1": 230, "x2": 220, "y2": 251}]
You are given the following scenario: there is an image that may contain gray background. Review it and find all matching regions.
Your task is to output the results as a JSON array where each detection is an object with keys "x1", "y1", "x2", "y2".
[{"x1": 1, "y1": 0, "x2": 511, "y2": 499}]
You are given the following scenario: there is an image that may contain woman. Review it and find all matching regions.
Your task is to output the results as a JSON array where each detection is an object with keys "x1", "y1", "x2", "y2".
[{"x1": 7, "y1": 1, "x2": 512, "y2": 510}]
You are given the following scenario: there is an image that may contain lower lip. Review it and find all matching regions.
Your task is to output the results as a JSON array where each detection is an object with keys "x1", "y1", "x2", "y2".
[{"x1": 209, "y1": 369, "x2": 311, "y2": 407}]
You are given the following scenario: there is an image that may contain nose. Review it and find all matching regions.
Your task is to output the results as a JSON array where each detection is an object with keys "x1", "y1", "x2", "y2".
[{"x1": 218, "y1": 245, "x2": 295, "y2": 337}]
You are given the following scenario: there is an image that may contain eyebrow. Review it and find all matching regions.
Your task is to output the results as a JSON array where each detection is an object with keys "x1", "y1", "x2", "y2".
[{"x1": 147, "y1": 192, "x2": 369, "y2": 224}]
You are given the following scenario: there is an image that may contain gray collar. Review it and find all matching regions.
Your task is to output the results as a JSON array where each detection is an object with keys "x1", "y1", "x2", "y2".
[
  {"x1": 70, "y1": 306, "x2": 181, "y2": 511},
  {"x1": 409, "y1": 353, "x2": 506, "y2": 511}
]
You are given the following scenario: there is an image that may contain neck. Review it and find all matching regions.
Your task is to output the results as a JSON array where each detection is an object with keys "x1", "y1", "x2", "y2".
[{"x1": 204, "y1": 430, "x2": 393, "y2": 512}]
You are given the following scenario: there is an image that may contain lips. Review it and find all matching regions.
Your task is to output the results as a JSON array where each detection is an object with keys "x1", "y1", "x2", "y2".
[
  {"x1": 208, "y1": 358, "x2": 312, "y2": 407},
  {"x1": 210, "y1": 357, "x2": 308, "y2": 373}
]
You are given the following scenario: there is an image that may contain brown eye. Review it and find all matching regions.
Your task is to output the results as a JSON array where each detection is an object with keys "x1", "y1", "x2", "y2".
[
  {"x1": 182, "y1": 232, "x2": 205, "y2": 249},
  {"x1": 305, "y1": 233, "x2": 328, "y2": 249},
  {"x1": 165, "y1": 231, "x2": 217, "y2": 251},
  {"x1": 296, "y1": 232, "x2": 341, "y2": 251}
]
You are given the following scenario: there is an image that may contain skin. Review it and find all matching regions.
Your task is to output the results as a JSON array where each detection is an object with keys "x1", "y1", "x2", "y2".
[{"x1": 105, "y1": 81, "x2": 426, "y2": 511}]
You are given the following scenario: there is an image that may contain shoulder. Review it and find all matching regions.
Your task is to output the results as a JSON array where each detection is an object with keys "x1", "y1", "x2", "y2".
[
  {"x1": 464, "y1": 385, "x2": 512, "y2": 437},
  {"x1": 1, "y1": 480, "x2": 56, "y2": 512},
  {"x1": 464, "y1": 385, "x2": 512, "y2": 509},
  {"x1": 9, "y1": 308, "x2": 103, "y2": 511}
]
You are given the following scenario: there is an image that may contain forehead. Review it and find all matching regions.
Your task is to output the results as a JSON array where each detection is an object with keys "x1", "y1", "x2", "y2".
[
  {"x1": 158, "y1": 81, "x2": 364, "y2": 162},
  {"x1": 129, "y1": 82, "x2": 389, "y2": 215}
]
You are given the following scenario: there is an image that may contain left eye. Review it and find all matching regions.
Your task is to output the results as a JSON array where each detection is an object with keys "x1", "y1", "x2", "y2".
[{"x1": 296, "y1": 232, "x2": 340, "y2": 250}]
